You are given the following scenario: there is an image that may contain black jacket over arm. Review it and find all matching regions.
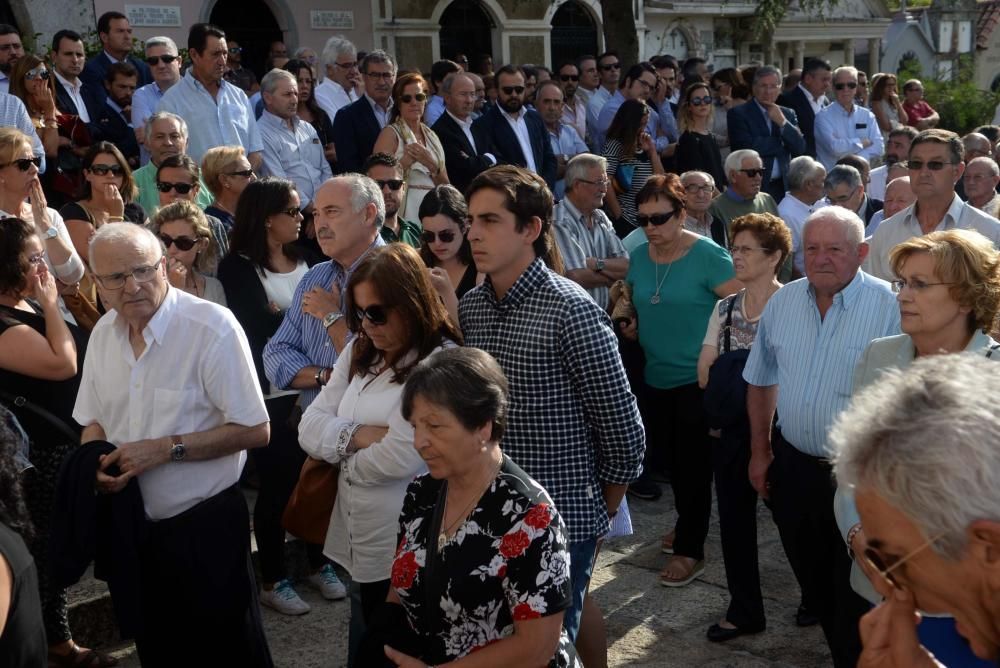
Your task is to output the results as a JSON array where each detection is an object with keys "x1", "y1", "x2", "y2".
[
  {"x1": 431, "y1": 111, "x2": 495, "y2": 195},
  {"x1": 777, "y1": 87, "x2": 818, "y2": 158}
]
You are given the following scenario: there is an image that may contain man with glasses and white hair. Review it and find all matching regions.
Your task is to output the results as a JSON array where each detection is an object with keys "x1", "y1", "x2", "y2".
[
  {"x1": 824, "y1": 164, "x2": 882, "y2": 228},
  {"x1": 814, "y1": 66, "x2": 882, "y2": 171},
  {"x1": 709, "y1": 149, "x2": 779, "y2": 229},
  {"x1": 779, "y1": 155, "x2": 827, "y2": 276},
  {"x1": 74, "y1": 222, "x2": 272, "y2": 667},
  {"x1": 314, "y1": 35, "x2": 359, "y2": 123},
  {"x1": 744, "y1": 205, "x2": 899, "y2": 668},
  {"x1": 831, "y1": 354, "x2": 1000, "y2": 668},
  {"x1": 132, "y1": 35, "x2": 181, "y2": 165},
  {"x1": 864, "y1": 129, "x2": 1000, "y2": 281}
]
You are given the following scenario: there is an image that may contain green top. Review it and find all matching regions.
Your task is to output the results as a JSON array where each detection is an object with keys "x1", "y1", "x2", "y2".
[
  {"x1": 379, "y1": 217, "x2": 423, "y2": 248},
  {"x1": 133, "y1": 162, "x2": 215, "y2": 218},
  {"x1": 708, "y1": 191, "x2": 778, "y2": 228},
  {"x1": 627, "y1": 237, "x2": 735, "y2": 389}
]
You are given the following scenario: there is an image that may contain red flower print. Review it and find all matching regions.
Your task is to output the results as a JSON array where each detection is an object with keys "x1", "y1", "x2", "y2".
[
  {"x1": 500, "y1": 530, "x2": 530, "y2": 558},
  {"x1": 497, "y1": 564, "x2": 507, "y2": 579},
  {"x1": 523, "y1": 503, "x2": 551, "y2": 530},
  {"x1": 513, "y1": 602, "x2": 541, "y2": 620},
  {"x1": 391, "y1": 551, "x2": 418, "y2": 589}
]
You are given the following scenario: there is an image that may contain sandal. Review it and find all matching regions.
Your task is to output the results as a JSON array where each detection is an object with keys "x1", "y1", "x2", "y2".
[
  {"x1": 659, "y1": 556, "x2": 705, "y2": 587},
  {"x1": 660, "y1": 529, "x2": 676, "y2": 554},
  {"x1": 48, "y1": 645, "x2": 119, "y2": 668}
]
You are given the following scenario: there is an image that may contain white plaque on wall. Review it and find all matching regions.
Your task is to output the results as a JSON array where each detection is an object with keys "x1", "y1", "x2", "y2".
[
  {"x1": 125, "y1": 5, "x2": 182, "y2": 27},
  {"x1": 310, "y1": 10, "x2": 354, "y2": 30}
]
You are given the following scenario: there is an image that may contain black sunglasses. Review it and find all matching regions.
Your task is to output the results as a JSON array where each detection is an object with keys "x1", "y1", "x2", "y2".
[
  {"x1": 25, "y1": 67, "x2": 50, "y2": 81},
  {"x1": 89, "y1": 163, "x2": 124, "y2": 176},
  {"x1": 400, "y1": 92, "x2": 427, "y2": 104},
  {"x1": 834, "y1": 82, "x2": 859, "y2": 90},
  {"x1": 560, "y1": 74, "x2": 579, "y2": 82},
  {"x1": 279, "y1": 207, "x2": 301, "y2": 217},
  {"x1": 908, "y1": 160, "x2": 956, "y2": 171},
  {"x1": 354, "y1": 304, "x2": 389, "y2": 326},
  {"x1": 689, "y1": 95, "x2": 713, "y2": 106},
  {"x1": 739, "y1": 168, "x2": 766, "y2": 178},
  {"x1": 375, "y1": 179, "x2": 404, "y2": 191},
  {"x1": 636, "y1": 211, "x2": 676, "y2": 227},
  {"x1": 225, "y1": 169, "x2": 255, "y2": 178},
  {"x1": 421, "y1": 229, "x2": 457, "y2": 244},
  {"x1": 600, "y1": 63, "x2": 621, "y2": 71},
  {"x1": 228, "y1": 47, "x2": 242, "y2": 55},
  {"x1": 501, "y1": 86, "x2": 525, "y2": 95},
  {"x1": 159, "y1": 233, "x2": 199, "y2": 251},
  {"x1": 145, "y1": 54, "x2": 178, "y2": 66},
  {"x1": 156, "y1": 181, "x2": 194, "y2": 194},
  {"x1": 1, "y1": 156, "x2": 42, "y2": 171}
]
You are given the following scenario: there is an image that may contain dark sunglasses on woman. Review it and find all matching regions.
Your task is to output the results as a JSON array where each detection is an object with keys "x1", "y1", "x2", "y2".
[
  {"x1": 354, "y1": 304, "x2": 389, "y2": 326},
  {"x1": 689, "y1": 95, "x2": 713, "y2": 106},
  {"x1": 158, "y1": 234, "x2": 199, "y2": 251},
  {"x1": 421, "y1": 229, "x2": 457, "y2": 244},
  {"x1": 636, "y1": 211, "x2": 676, "y2": 227},
  {"x1": 400, "y1": 93, "x2": 427, "y2": 104},
  {"x1": 89, "y1": 163, "x2": 124, "y2": 176},
  {"x1": 156, "y1": 181, "x2": 194, "y2": 194},
  {"x1": 0, "y1": 156, "x2": 42, "y2": 171}
]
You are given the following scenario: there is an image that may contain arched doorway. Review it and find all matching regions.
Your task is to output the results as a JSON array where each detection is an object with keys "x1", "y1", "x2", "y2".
[
  {"x1": 439, "y1": 0, "x2": 494, "y2": 69},
  {"x1": 209, "y1": 0, "x2": 282, "y2": 80},
  {"x1": 551, "y1": 1, "x2": 597, "y2": 68}
]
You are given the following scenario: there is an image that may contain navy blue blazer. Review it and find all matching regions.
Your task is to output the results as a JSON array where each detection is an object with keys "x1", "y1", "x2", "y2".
[
  {"x1": 80, "y1": 52, "x2": 153, "y2": 91},
  {"x1": 431, "y1": 111, "x2": 495, "y2": 195},
  {"x1": 727, "y1": 100, "x2": 806, "y2": 190},
  {"x1": 331, "y1": 97, "x2": 381, "y2": 175},
  {"x1": 472, "y1": 105, "x2": 557, "y2": 190},
  {"x1": 777, "y1": 86, "x2": 820, "y2": 158},
  {"x1": 92, "y1": 101, "x2": 140, "y2": 167},
  {"x1": 53, "y1": 78, "x2": 104, "y2": 122}
]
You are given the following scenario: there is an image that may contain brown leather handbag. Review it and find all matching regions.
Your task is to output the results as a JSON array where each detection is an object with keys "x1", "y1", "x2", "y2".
[{"x1": 281, "y1": 457, "x2": 339, "y2": 545}]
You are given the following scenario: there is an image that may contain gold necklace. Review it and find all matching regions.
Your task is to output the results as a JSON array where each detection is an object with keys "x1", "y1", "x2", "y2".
[{"x1": 438, "y1": 455, "x2": 503, "y2": 551}]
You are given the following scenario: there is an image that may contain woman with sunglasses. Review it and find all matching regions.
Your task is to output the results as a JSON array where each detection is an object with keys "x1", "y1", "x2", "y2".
[
  {"x1": 8, "y1": 55, "x2": 59, "y2": 164},
  {"x1": 602, "y1": 99, "x2": 664, "y2": 235},
  {"x1": 155, "y1": 153, "x2": 229, "y2": 259},
  {"x1": 298, "y1": 243, "x2": 461, "y2": 656},
  {"x1": 625, "y1": 174, "x2": 739, "y2": 588},
  {"x1": 202, "y1": 145, "x2": 256, "y2": 231},
  {"x1": 834, "y1": 228, "x2": 1000, "y2": 668},
  {"x1": 372, "y1": 73, "x2": 449, "y2": 223},
  {"x1": 148, "y1": 200, "x2": 226, "y2": 306},
  {"x1": 676, "y1": 83, "x2": 727, "y2": 189},
  {"x1": 418, "y1": 185, "x2": 481, "y2": 322},
  {"x1": 0, "y1": 218, "x2": 114, "y2": 668},
  {"x1": 283, "y1": 58, "x2": 337, "y2": 169},
  {"x1": 218, "y1": 178, "x2": 330, "y2": 616}
]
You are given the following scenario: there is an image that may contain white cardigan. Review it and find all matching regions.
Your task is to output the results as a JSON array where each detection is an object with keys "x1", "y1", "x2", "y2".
[{"x1": 298, "y1": 340, "x2": 431, "y2": 582}]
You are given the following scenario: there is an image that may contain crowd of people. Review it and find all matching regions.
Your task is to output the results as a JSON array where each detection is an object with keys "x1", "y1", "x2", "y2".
[{"x1": 2, "y1": 10, "x2": 1000, "y2": 668}]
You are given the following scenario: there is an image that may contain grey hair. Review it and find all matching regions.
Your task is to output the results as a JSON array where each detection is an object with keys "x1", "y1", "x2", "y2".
[
  {"x1": 832, "y1": 65, "x2": 858, "y2": 81},
  {"x1": 832, "y1": 353, "x2": 1000, "y2": 560},
  {"x1": 261, "y1": 68, "x2": 296, "y2": 95},
  {"x1": 321, "y1": 36, "x2": 355, "y2": 69},
  {"x1": 143, "y1": 111, "x2": 188, "y2": 145},
  {"x1": 787, "y1": 155, "x2": 826, "y2": 192},
  {"x1": 824, "y1": 164, "x2": 862, "y2": 192},
  {"x1": 802, "y1": 205, "x2": 865, "y2": 246},
  {"x1": 145, "y1": 36, "x2": 178, "y2": 55},
  {"x1": 338, "y1": 173, "x2": 385, "y2": 229},
  {"x1": 680, "y1": 170, "x2": 716, "y2": 188},
  {"x1": 753, "y1": 65, "x2": 782, "y2": 86},
  {"x1": 968, "y1": 156, "x2": 1000, "y2": 177},
  {"x1": 361, "y1": 49, "x2": 396, "y2": 75},
  {"x1": 88, "y1": 222, "x2": 163, "y2": 272},
  {"x1": 294, "y1": 46, "x2": 315, "y2": 59},
  {"x1": 440, "y1": 72, "x2": 473, "y2": 96},
  {"x1": 725, "y1": 149, "x2": 761, "y2": 175},
  {"x1": 963, "y1": 133, "x2": 992, "y2": 153},
  {"x1": 565, "y1": 153, "x2": 608, "y2": 190}
]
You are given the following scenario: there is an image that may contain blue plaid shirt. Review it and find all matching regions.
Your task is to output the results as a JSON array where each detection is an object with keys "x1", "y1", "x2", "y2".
[{"x1": 459, "y1": 258, "x2": 645, "y2": 542}]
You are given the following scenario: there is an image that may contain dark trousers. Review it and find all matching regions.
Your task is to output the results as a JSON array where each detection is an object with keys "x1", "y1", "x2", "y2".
[
  {"x1": 645, "y1": 383, "x2": 712, "y2": 560},
  {"x1": 764, "y1": 177, "x2": 785, "y2": 204},
  {"x1": 253, "y1": 395, "x2": 325, "y2": 583},
  {"x1": 712, "y1": 428, "x2": 765, "y2": 630},
  {"x1": 136, "y1": 485, "x2": 273, "y2": 668},
  {"x1": 769, "y1": 434, "x2": 867, "y2": 668}
]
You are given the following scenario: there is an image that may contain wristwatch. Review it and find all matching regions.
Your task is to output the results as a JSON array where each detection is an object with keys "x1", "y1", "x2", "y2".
[
  {"x1": 321, "y1": 310, "x2": 343, "y2": 329},
  {"x1": 595, "y1": 258, "x2": 606, "y2": 273},
  {"x1": 43, "y1": 226, "x2": 59, "y2": 240},
  {"x1": 169, "y1": 434, "x2": 186, "y2": 462}
]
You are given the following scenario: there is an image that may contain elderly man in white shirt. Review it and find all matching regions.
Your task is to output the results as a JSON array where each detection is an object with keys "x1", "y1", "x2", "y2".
[
  {"x1": 74, "y1": 223, "x2": 271, "y2": 667},
  {"x1": 157, "y1": 24, "x2": 262, "y2": 170},
  {"x1": 258, "y1": 69, "x2": 332, "y2": 215},
  {"x1": 865, "y1": 129, "x2": 1000, "y2": 280},
  {"x1": 778, "y1": 155, "x2": 827, "y2": 276},
  {"x1": 814, "y1": 66, "x2": 882, "y2": 171},
  {"x1": 132, "y1": 36, "x2": 181, "y2": 165},
  {"x1": 314, "y1": 35, "x2": 359, "y2": 123}
]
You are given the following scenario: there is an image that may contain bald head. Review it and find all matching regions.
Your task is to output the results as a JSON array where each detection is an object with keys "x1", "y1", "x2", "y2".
[
  {"x1": 963, "y1": 133, "x2": 993, "y2": 162},
  {"x1": 883, "y1": 176, "x2": 916, "y2": 219},
  {"x1": 89, "y1": 221, "x2": 162, "y2": 267}
]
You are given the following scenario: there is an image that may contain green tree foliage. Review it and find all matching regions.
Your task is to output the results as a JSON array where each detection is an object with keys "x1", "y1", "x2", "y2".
[{"x1": 899, "y1": 55, "x2": 1000, "y2": 135}]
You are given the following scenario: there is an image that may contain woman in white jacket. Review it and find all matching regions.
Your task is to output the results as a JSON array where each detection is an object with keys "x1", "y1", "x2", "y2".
[{"x1": 298, "y1": 243, "x2": 461, "y2": 658}]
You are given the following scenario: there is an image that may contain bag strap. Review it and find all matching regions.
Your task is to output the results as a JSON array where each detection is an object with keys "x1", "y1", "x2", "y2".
[
  {"x1": 723, "y1": 295, "x2": 737, "y2": 354},
  {"x1": 0, "y1": 389, "x2": 79, "y2": 445}
]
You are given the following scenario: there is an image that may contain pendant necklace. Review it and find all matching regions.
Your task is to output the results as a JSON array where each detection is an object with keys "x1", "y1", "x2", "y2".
[
  {"x1": 651, "y1": 245, "x2": 676, "y2": 305},
  {"x1": 438, "y1": 455, "x2": 503, "y2": 551}
]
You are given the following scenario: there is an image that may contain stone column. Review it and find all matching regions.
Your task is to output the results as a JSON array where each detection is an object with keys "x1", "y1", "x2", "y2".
[
  {"x1": 844, "y1": 40, "x2": 855, "y2": 66},
  {"x1": 766, "y1": 41, "x2": 778, "y2": 67},
  {"x1": 868, "y1": 38, "x2": 880, "y2": 73},
  {"x1": 793, "y1": 40, "x2": 805, "y2": 70},
  {"x1": 778, "y1": 42, "x2": 790, "y2": 72}
]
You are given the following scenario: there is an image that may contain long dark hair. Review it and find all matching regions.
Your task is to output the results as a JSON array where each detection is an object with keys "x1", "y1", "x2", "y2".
[
  {"x1": 345, "y1": 244, "x2": 462, "y2": 383},
  {"x1": 228, "y1": 177, "x2": 302, "y2": 272},
  {"x1": 606, "y1": 99, "x2": 649, "y2": 158},
  {"x1": 81, "y1": 142, "x2": 137, "y2": 202},
  {"x1": 0, "y1": 407, "x2": 34, "y2": 542},
  {"x1": 0, "y1": 217, "x2": 35, "y2": 296},
  {"x1": 417, "y1": 185, "x2": 472, "y2": 267},
  {"x1": 284, "y1": 58, "x2": 323, "y2": 119}
]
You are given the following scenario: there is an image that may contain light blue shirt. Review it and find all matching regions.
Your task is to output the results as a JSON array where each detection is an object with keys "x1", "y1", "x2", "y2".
[
  {"x1": 586, "y1": 86, "x2": 613, "y2": 150},
  {"x1": 132, "y1": 81, "x2": 170, "y2": 166},
  {"x1": 654, "y1": 99, "x2": 679, "y2": 143},
  {"x1": 546, "y1": 122, "x2": 588, "y2": 200},
  {"x1": 423, "y1": 94, "x2": 445, "y2": 127},
  {"x1": 814, "y1": 101, "x2": 883, "y2": 170},
  {"x1": 258, "y1": 109, "x2": 333, "y2": 208},
  {"x1": 156, "y1": 71, "x2": 262, "y2": 163},
  {"x1": 0, "y1": 93, "x2": 45, "y2": 173},
  {"x1": 743, "y1": 271, "x2": 900, "y2": 457}
]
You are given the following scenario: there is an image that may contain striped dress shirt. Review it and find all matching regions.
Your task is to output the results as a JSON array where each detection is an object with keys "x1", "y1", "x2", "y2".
[{"x1": 743, "y1": 271, "x2": 900, "y2": 457}]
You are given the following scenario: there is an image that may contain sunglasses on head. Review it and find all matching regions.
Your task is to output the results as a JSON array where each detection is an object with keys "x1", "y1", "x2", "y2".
[
  {"x1": 739, "y1": 168, "x2": 766, "y2": 178},
  {"x1": 156, "y1": 181, "x2": 194, "y2": 194},
  {"x1": 354, "y1": 304, "x2": 389, "y2": 326},
  {"x1": 421, "y1": 229, "x2": 457, "y2": 244},
  {"x1": 89, "y1": 163, "x2": 124, "y2": 176},
  {"x1": 400, "y1": 92, "x2": 427, "y2": 104},
  {"x1": 600, "y1": 63, "x2": 621, "y2": 71},
  {"x1": 636, "y1": 211, "x2": 676, "y2": 227},
  {"x1": 501, "y1": 85, "x2": 525, "y2": 96},
  {"x1": 145, "y1": 54, "x2": 178, "y2": 66},
  {"x1": 375, "y1": 179, "x2": 403, "y2": 191},
  {"x1": 1, "y1": 156, "x2": 41, "y2": 171},
  {"x1": 689, "y1": 95, "x2": 713, "y2": 106},
  {"x1": 25, "y1": 67, "x2": 49, "y2": 81},
  {"x1": 834, "y1": 81, "x2": 858, "y2": 90},
  {"x1": 560, "y1": 74, "x2": 579, "y2": 82},
  {"x1": 908, "y1": 160, "x2": 956, "y2": 171},
  {"x1": 159, "y1": 233, "x2": 199, "y2": 251}
]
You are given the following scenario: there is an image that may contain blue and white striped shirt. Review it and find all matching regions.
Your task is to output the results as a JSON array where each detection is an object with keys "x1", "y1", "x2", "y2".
[
  {"x1": 743, "y1": 271, "x2": 900, "y2": 457},
  {"x1": 262, "y1": 237, "x2": 385, "y2": 408}
]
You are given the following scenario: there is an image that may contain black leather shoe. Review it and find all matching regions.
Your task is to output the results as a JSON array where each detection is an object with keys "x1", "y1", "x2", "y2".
[
  {"x1": 706, "y1": 622, "x2": 765, "y2": 642},
  {"x1": 795, "y1": 605, "x2": 820, "y2": 627}
]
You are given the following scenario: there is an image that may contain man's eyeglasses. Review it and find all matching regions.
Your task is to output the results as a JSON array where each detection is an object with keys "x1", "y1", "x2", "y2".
[
  {"x1": 225, "y1": 169, "x2": 255, "y2": 179},
  {"x1": 636, "y1": 211, "x2": 676, "y2": 227},
  {"x1": 891, "y1": 278, "x2": 954, "y2": 293},
  {"x1": 599, "y1": 63, "x2": 621, "y2": 71},
  {"x1": 89, "y1": 163, "x2": 124, "y2": 176},
  {"x1": 684, "y1": 183, "x2": 715, "y2": 195},
  {"x1": 501, "y1": 86, "x2": 525, "y2": 96},
  {"x1": 334, "y1": 61, "x2": 358, "y2": 70},
  {"x1": 375, "y1": 179, "x2": 404, "y2": 191},
  {"x1": 739, "y1": 168, "x2": 766, "y2": 178},
  {"x1": 25, "y1": 67, "x2": 49, "y2": 81},
  {"x1": 862, "y1": 533, "x2": 946, "y2": 590},
  {"x1": 0, "y1": 156, "x2": 42, "y2": 172},
  {"x1": 159, "y1": 234, "x2": 199, "y2": 251},
  {"x1": 560, "y1": 74, "x2": 579, "y2": 82},
  {"x1": 93, "y1": 259, "x2": 163, "y2": 290},
  {"x1": 577, "y1": 177, "x2": 610, "y2": 189},
  {"x1": 834, "y1": 82, "x2": 859, "y2": 90},
  {"x1": 908, "y1": 160, "x2": 956, "y2": 172},
  {"x1": 688, "y1": 95, "x2": 713, "y2": 106},
  {"x1": 227, "y1": 47, "x2": 242, "y2": 55},
  {"x1": 156, "y1": 181, "x2": 195, "y2": 194},
  {"x1": 365, "y1": 71, "x2": 394, "y2": 81},
  {"x1": 145, "y1": 54, "x2": 178, "y2": 66},
  {"x1": 354, "y1": 304, "x2": 389, "y2": 326},
  {"x1": 421, "y1": 229, "x2": 457, "y2": 244},
  {"x1": 400, "y1": 92, "x2": 427, "y2": 104}
]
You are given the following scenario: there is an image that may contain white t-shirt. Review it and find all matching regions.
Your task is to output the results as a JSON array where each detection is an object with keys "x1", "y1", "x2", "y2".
[{"x1": 261, "y1": 261, "x2": 309, "y2": 311}]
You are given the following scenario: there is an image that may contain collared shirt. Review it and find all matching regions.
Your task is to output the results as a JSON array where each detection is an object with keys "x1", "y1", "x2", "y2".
[
  {"x1": 258, "y1": 109, "x2": 333, "y2": 208},
  {"x1": 553, "y1": 197, "x2": 627, "y2": 309},
  {"x1": 0, "y1": 93, "x2": 45, "y2": 172},
  {"x1": 156, "y1": 71, "x2": 262, "y2": 162},
  {"x1": 868, "y1": 164, "x2": 888, "y2": 201},
  {"x1": 797, "y1": 82, "x2": 827, "y2": 115},
  {"x1": 423, "y1": 94, "x2": 445, "y2": 127},
  {"x1": 586, "y1": 86, "x2": 614, "y2": 148},
  {"x1": 73, "y1": 287, "x2": 268, "y2": 520},
  {"x1": 132, "y1": 80, "x2": 172, "y2": 166},
  {"x1": 314, "y1": 79, "x2": 357, "y2": 122},
  {"x1": 446, "y1": 109, "x2": 478, "y2": 151},
  {"x1": 753, "y1": 99, "x2": 783, "y2": 180},
  {"x1": 501, "y1": 107, "x2": 537, "y2": 172},
  {"x1": 546, "y1": 122, "x2": 588, "y2": 199},
  {"x1": 0, "y1": 72, "x2": 8, "y2": 94},
  {"x1": 777, "y1": 192, "x2": 820, "y2": 274},
  {"x1": 54, "y1": 70, "x2": 91, "y2": 123},
  {"x1": 864, "y1": 194, "x2": 1000, "y2": 280},
  {"x1": 814, "y1": 101, "x2": 883, "y2": 170},
  {"x1": 865, "y1": 209, "x2": 885, "y2": 237},
  {"x1": 263, "y1": 236, "x2": 385, "y2": 408},
  {"x1": 107, "y1": 97, "x2": 131, "y2": 126},
  {"x1": 459, "y1": 258, "x2": 645, "y2": 542},
  {"x1": 132, "y1": 162, "x2": 214, "y2": 217},
  {"x1": 379, "y1": 217, "x2": 422, "y2": 248},
  {"x1": 743, "y1": 272, "x2": 900, "y2": 457},
  {"x1": 654, "y1": 99, "x2": 680, "y2": 144},
  {"x1": 576, "y1": 86, "x2": 595, "y2": 108},
  {"x1": 562, "y1": 97, "x2": 587, "y2": 142},
  {"x1": 365, "y1": 93, "x2": 392, "y2": 129}
]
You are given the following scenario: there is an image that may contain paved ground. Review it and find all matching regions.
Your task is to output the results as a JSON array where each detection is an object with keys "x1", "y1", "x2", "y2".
[{"x1": 102, "y1": 483, "x2": 832, "y2": 667}]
